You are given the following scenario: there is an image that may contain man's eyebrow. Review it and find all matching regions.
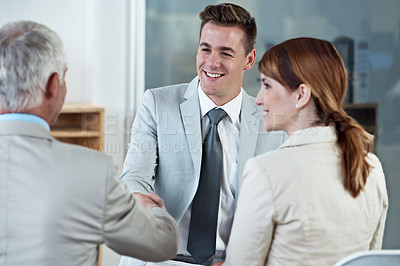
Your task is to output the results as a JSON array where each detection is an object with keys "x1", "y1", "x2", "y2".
[
  {"x1": 220, "y1": 46, "x2": 236, "y2": 54},
  {"x1": 199, "y1": 42, "x2": 210, "y2": 47},
  {"x1": 200, "y1": 42, "x2": 236, "y2": 54}
]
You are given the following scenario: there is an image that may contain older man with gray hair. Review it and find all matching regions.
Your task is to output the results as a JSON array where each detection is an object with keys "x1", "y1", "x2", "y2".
[{"x1": 0, "y1": 20, "x2": 178, "y2": 266}]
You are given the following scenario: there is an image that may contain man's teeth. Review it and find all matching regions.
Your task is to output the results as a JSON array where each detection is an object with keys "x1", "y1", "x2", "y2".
[{"x1": 206, "y1": 72, "x2": 222, "y2": 78}]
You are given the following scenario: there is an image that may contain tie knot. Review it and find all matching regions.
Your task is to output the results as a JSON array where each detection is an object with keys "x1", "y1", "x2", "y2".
[{"x1": 207, "y1": 108, "x2": 227, "y2": 125}]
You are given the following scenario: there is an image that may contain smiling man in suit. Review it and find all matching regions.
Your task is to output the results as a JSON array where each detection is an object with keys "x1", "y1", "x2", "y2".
[
  {"x1": 0, "y1": 20, "x2": 178, "y2": 266},
  {"x1": 119, "y1": 3, "x2": 285, "y2": 266}
]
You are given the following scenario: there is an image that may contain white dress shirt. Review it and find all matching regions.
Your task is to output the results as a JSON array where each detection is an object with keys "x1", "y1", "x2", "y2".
[{"x1": 176, "y1": 84, "x2": 242, "y2": 258}]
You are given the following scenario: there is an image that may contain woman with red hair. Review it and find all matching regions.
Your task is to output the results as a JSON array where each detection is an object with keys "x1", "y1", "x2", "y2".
[{"x1": 223, "y1": 37, "x2": 388, "y2": 266}]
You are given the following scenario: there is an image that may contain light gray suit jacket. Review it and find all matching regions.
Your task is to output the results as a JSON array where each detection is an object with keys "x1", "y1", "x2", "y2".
[
  {"x1": 121, "y1": 76, "x2": 285, "y2": 223},
  {"x1": 0, "y1": 120, "x2": 178, "y2": 266}
]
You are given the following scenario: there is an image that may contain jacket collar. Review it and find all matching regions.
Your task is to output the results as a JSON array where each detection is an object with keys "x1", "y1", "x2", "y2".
[
  {"x1": 0, "y1": 120, "x2": 53, "y2": 140},
  {"x1": 183, "y1": 76, "x2": 200, "y2": 100},
  {"x1": 280, "y1": 126, "x2": 337, "y2": 149},
  {"x1": 180, "y1": 76, "x2": 261, "y2": 183}
]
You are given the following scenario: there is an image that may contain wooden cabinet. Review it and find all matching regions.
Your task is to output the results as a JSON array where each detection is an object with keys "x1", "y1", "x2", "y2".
[{"x1": 50, "y1": 103, "x2": 105, "y2": 152}]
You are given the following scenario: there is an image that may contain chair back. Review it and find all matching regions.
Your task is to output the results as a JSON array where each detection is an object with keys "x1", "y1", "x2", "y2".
[{"x1": 334, "y1": 250, "x2": 400, "y2": 266}]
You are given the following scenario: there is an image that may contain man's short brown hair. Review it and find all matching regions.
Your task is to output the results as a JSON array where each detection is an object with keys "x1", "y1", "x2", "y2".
[{"x1": 199, "y1": 3, "x2": 257, "y2": 55}]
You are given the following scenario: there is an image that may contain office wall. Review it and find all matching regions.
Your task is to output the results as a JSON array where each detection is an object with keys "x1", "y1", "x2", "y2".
[{"x1": 0, "y1": 0, "x2": 130, "y2": 177}]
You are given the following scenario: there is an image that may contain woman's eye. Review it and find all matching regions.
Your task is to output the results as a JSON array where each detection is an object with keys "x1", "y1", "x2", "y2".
[{"x1": 263, "y1": 83, "x2": 271, "y2": 89}]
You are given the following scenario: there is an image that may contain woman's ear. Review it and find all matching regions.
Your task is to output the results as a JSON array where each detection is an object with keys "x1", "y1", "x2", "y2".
[{"x1": 295, "y1": 83, "x2": 312, "y2": 109}]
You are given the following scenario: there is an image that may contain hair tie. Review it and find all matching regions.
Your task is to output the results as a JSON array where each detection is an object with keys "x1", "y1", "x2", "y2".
[{"x1": 329, "y1": 110, "x2": 351, "y2": 133}]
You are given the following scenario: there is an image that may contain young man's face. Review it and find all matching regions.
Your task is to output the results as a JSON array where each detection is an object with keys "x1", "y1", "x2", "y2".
[{"x1": 196, "y1": 22, "x2": 255, "y2": 106}]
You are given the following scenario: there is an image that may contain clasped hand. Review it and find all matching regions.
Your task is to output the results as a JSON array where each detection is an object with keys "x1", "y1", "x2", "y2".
[{"x1": 133, "y1": 192, "x2": 166, "y2": 210}]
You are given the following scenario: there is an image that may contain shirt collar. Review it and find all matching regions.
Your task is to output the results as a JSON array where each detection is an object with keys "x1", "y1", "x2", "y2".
[
  {"x1": 198, "y1": 84, "x2": 242, "y2": 124},
  {"x1": 0, "y1": 113, "x2": 50, "y2": 131}
]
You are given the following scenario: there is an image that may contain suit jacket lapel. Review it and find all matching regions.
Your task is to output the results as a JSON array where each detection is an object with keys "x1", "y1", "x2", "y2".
[
  {"x1": 180, "y1": 77, "x2": 202, "y2": 181},
  {"x1": 179, "y1": 83, "x2": 262, "y2": 205},
  {"x1": 238, "y1": 91, "x2": 261, "y2": 180}
]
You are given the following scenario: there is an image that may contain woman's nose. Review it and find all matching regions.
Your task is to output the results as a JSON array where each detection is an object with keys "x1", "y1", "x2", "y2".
[{"x1": 255, "y1": 88, "x2": 263, "y2": 106}]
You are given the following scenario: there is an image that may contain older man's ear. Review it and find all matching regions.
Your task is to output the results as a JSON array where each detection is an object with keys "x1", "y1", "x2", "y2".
[{"x1": 45, "y1": 72, "x2": 60, "y2": 99}]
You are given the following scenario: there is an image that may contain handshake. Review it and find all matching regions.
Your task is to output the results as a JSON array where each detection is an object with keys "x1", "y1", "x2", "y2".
[{"x1": 133, "y1": 192, "x2": 166, "y2": 210}]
